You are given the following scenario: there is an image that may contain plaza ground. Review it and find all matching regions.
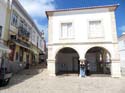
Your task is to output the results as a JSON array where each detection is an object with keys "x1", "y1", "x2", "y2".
[{"x1": 0, "y1": 66, "x2": 125, "y2": 93}]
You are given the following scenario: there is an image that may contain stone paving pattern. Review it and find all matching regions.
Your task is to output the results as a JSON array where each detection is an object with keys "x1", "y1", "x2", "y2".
[{"x1": 0, "y1": 68, "x2": 125, "y2": 93}]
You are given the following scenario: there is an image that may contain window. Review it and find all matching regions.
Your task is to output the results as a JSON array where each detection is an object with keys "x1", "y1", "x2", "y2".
[
  {"x1": 23, "y1": 21, "x2": 27, "y2": 30},
  {"x1": 61, "y1": 23, "x2": 74, "y2": 39},
  {"x1": 11, "y1": 10, "x2": 18, "y2": 27},
  {"x1": 89, "y1": 20, "x2": 104, "y2": 38},
  {"x1": 27, "y1": 26, "x2": 31, "y2": 32},
  {"x1": 32, "y1": 31, "x2": 35, "y2": 42},
  {"x1": 19, "y1": 17, "x2": 23, "y2": 27},
  {"x1": 0, "y1": 26, "x2": 2, "y2": 38}
]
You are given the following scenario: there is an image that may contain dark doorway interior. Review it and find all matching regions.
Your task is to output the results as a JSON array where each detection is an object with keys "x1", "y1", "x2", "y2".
[
  {"x1": 55, "y1": 47, "x2": 79, "y2": 75},
  {"x1": 85, "y1": 47, "x2": 111, "y2": 75}
]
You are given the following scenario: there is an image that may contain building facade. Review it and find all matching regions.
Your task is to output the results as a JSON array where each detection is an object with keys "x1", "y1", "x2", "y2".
[
  {"x1": 46, "y1": 5, "x2": 121, "y2": 77},
  {"x1": 0, "y1": 0, "x2": 46, "y2": 73},
  {"x1": 118, "y1": 32, "x2": 125, "y2": 75},
  {"x1": 0, "y1": 0, "x2": 11, "y2": 66},
  {"x1": 0, "y1": 0, "x2": 10, "y2": 43}
]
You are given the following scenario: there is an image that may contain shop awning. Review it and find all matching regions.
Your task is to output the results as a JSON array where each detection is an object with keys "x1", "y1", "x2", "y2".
[
  {"x1": 0, "y1": 43, "x2": 11, "y2": 53},
  {"x1": 13, "y1": 40, "x2": 30, "y2": 50},
  {"x1": 15, "y1": 42, "x2": 30, "y2": 50}
]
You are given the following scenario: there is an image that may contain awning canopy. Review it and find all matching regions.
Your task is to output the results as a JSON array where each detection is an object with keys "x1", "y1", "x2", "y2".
[
  {"x1": 14, "y1": 41, "x2": 30, "y2": 50},
  {"x1": 0, "y1": 43, "x2": 11, "y2": 53},
  {"x1": 12, "y1": 39, "x2": 30, "y2": 50}
]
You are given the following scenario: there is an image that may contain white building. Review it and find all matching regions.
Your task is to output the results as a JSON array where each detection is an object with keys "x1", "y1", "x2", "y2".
[
  {"x1": 46, "y1": 4, "x2": 121, "y2": 77},
  {"x1": 0, "y1": 0, "x2": 10, "y2": 42},
  {"x1": 9, "y1": 0, "x2": 45, "y2": 68},
  {"x1": 0, "y1": 0, "x2": 46, "y2": 73},
  {"x1": 118, "y1": 32, "x2": 125, "y2": 75}
]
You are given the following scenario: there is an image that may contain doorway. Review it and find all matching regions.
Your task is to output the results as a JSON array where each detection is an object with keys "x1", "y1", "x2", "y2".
[
  {"x1": 55, "y1": 47, "x2": 79, "y2": 75},
  {"x1": 85, "y1": 47, "x2": 111, "y2": 75}
]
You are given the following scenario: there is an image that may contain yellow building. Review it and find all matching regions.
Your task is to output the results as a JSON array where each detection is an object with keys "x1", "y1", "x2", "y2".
[
  {"x1": 0, "y1": 0, "x2": 46, "y2": 73},
  {"x1": 0, "y1": 0, "x2": 11, "y2": 44},
  {"x1": 5, "y1": 0, "x2": 45, "y2": 72}
]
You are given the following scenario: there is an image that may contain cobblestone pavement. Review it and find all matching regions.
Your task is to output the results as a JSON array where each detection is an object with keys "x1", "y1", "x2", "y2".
[{"x1": 0, "y1": 68, "x2": 125, "y2": 93}]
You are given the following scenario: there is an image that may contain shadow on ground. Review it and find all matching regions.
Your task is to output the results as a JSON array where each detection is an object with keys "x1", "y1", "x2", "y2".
[{"x1": 0, "y1": 63, "x2": 47, "y2": 90}]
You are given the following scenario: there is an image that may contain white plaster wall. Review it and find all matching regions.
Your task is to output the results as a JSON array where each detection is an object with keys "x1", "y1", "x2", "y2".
[
  {"x1": 30, "y1": 28, "x2": 37, "y2": 46},
  {"x1": 48, "y1": 43, "x2": 121, "y2": 77},
  {"x1": 50, "y1": 8, "x2": 114, "y2": 44},
  {"x1": 118, "y1": 39, "x2": 125, "y2": 74},
  {"x1": 0, "y1": 0, "x2": 7, "y2": 39},
  {"x1": 49, "y1": 44, "x2": 115, "y2": 60},
  {"x1": 120, "y1": 51, "x2": 125, "y2": 67},
  {"x1": 47, "y1": 7, "x2": 121, "y2": 77},
  {"x1": 41, "y1": 39, "x2": 45, "y2": 52},
  {"x1": 119, "y1": 40, "x2": 125, "y2": 50}
]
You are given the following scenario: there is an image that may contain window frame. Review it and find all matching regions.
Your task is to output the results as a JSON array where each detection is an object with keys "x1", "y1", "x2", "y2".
[
  {"x1": 88, "y1": 19, "x2": 104, "y2": 39},
  {"x1": 11, "y1": 10, "x2": 18, "y2": 27},
  {"x1": 60, "y1": 22, "x2": 74, "y2": 39}
]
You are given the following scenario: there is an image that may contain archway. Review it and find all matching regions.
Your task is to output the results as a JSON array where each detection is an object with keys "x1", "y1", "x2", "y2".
[
  {"x1": 85, "y1": 47, "x2": 111, "y2": 75},
  {"x1": 55, "y1": 47, "x2": 80, "y2": 75}
]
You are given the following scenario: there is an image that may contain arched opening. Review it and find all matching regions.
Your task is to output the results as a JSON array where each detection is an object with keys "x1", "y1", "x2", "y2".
[
  {"x1": 55, "y1": 47, "x2": 79, "y2": 75},
  {"x1": 85, "y1": 47, "x2": 111, "y2": 75}
]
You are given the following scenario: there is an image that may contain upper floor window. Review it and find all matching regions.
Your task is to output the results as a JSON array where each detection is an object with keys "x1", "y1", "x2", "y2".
[
  {"x1": 32, "y1": 30, "x2": 36, "y2": 42},
  {"x1": 19, "y1": 17, "x2": 23, "y2": 27},
  {"x1": 0, "y1": 26, "x2": 2, "y2": 38},
  {"x1": 11, "y1": 10, "x2": 18, "y2": 27},
  {"x1": 27, "y1": 26, "x2": 31, "y2": 32},
  {"x1": 60, "y1": 23, "x2": 74, "y2": 39},
  {"x1": 89, "y1": 20, "x2": 104, "y2": 38}
]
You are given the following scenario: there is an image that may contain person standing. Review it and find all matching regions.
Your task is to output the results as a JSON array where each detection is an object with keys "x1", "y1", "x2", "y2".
[
  {"x1": 79, "y1": 60, "x2": 86, "y2": 77},
  {"x1": 85, "y1": 60, "x2": 90, "y2": 76}
]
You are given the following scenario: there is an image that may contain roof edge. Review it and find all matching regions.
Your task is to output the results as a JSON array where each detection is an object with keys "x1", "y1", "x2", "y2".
[{"x1": 46, "y1": 4, "x2": 119, "y2": 17}]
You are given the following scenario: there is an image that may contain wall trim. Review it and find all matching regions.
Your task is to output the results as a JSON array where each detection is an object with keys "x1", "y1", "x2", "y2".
[{"x1": 48, "y1": 42, "x2": 118, "y2": 46}]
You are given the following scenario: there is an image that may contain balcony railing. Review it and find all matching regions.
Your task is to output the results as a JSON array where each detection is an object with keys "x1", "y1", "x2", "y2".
[
  {"x1": 10, "y1": 35, "x2": 30, "y2": 48},
  {"x1": 18, "y1": 27, "x2": 30, "y2": 38}
]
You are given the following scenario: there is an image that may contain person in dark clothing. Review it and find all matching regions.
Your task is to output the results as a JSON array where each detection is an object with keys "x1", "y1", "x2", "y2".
[{"x1": 85, "y1": 60, "x2": 90, "y2": 76}]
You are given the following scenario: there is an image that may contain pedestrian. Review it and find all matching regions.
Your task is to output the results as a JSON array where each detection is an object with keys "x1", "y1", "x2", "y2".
[
  {"x1": 79, "y1": 60, "x2": 86, "y2": 77},
  {"x1": 85, "y1": 60, "x2": 90, "y2": 76}
]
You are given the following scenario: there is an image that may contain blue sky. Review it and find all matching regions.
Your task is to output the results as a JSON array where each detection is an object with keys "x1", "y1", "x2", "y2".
[{"x1": 20, "y1": 0, "x2": 125, "y2": 41}]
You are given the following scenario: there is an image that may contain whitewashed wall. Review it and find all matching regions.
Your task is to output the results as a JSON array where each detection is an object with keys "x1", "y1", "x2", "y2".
[
  {"x1": 50, "y1": 8, "x2": 114, "y2": 44},
  {"x1": 0, "y1": 0, "x2": 8, "y2": 39},
  {"x1": 47, "y1": 7, "x2": 121, "y2": 77},
  {"x1": 118, "y1": 38, "x2": 125, "y2": 74}
]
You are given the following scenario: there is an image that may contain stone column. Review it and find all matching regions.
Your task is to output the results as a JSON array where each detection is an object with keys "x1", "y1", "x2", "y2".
[
  {"x1": 111, "y1": 59, "x2": 121, "y2": 77},
  {"x1": 47, "y1": 59, "x2": 56, "y2": 76}
]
